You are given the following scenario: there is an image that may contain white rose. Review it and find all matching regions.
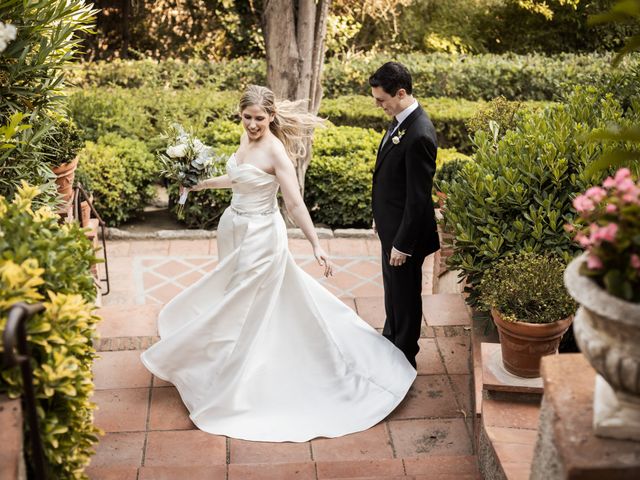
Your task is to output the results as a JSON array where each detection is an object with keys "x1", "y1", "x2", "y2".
[
  {"x1": 193, "y1": 139, "x2": 205, "y2": 153},
  {"x1": 166, "y1": 144, "x2": 188, "y2": 158},
  {"x1": 3, "y1": 24, "x2": 17, "y2": 41},
  {"x1": 0, "y1": 39, "x2": 6, "y2": 53}
]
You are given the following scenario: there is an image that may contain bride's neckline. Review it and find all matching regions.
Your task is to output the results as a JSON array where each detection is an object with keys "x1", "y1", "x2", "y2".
[{"x1": 231, "y1": 152, "x2": 276, "y2": 177}]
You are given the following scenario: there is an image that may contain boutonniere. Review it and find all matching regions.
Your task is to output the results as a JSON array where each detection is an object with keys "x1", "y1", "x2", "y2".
[{"x1": 391, "y1": 129, "x2": 406, "y2": 145}]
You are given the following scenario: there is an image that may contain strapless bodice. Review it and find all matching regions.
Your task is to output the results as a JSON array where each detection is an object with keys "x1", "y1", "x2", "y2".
[{"x1": 227, "y1": 153, "x2": 279, "y2": 214}]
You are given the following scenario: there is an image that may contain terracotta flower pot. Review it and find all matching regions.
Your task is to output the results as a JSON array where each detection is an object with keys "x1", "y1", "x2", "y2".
[
  {"x1": 492, "y1": 308, "x2": 573, "y2": 378},
  {"x1": 565, "y1": 253, "x2": 640, "y2": 441},
  {"x1": 51, "y1": 157, "x2": 78, "y2": 203}
]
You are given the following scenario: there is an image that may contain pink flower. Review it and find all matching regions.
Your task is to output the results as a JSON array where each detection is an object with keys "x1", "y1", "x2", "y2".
[
  {"x1": 575, "y1": 232, "x2": 591, "y2": 248},
  {"x1": 617, "y1": 178, "x2": 636, "y2": 193},
  {"x1": 606, "y1": 204, "x2": 618, "y2": 213},
  {"x1": 585, "y1": 186, "x2": 607, "y2": 202},
  {"x1": 573, "y1": 194, "x2": 595, "y2": 213},
  {"x1": 587, "y1": 254, "x2": 603, "y2": 270},
  {"x1": 614, "y1": 168, "x2": 631, "y2": 183},
  {"x1": 631, "y1": 254, "x2": 640, "y2": 270},
  {"x1": 603, "y1": 176, "x2": 616, "y2": 189},
  {"x1": 594, "y1": 223, "x2": 618, "y2": 243}
]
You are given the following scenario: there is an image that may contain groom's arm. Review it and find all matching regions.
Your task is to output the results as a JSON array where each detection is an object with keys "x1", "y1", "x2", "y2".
[{"x1": 392, "y1": 133, "x2": 436, "y2": 256}]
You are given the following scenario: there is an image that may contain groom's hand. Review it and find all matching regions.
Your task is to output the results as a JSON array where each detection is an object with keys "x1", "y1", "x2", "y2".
[{"x1": 389, "y1": 247, "x2": 408, "y2": 267}]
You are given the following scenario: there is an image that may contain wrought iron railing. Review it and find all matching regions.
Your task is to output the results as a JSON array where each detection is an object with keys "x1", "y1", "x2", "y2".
[
  {"x1": 2, "y1": 302, "x2": 47, "y2": 480},
  {"x1": 73, "y1": 183, "x2": 111, "y2": 296}
]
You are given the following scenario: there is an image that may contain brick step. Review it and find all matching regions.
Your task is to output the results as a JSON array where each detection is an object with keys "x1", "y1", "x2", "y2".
[
  {"x1": 86, "y1": 456, "x2": 480, "y2": 479},
  {"x1": 86, "y1": 455, "x2": 481, "y2": 480}
]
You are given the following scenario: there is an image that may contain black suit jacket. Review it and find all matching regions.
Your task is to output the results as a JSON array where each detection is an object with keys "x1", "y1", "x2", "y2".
[{"x1": 372, "y1": 105, "x2": 440, "y2": 257}]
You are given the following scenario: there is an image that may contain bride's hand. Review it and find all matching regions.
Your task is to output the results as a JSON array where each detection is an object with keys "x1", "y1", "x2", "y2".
[
  {"x1": 313, "y1": 245, "x2": 333, "y2": 277},
  {"x1": 180, "y1": 185, "x2": 193, "y2": 195}
]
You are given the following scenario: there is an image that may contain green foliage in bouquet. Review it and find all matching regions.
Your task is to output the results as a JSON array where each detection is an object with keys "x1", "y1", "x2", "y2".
[
  {"x1": 478, "y1": 252, "x2": 576, "y2": 324},
  {"x1": 0, "y1": 183, "x2": 101, "y2": 479},
  {"x1": 441, "y1": 87, "x2": 640, "y2": 307},
  {"x1": 77, "y1": 134, "x2": 159, "y2": 226}
]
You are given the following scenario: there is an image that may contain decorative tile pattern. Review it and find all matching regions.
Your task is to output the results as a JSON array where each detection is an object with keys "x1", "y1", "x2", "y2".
[{"x1": 135, "y1": 255, "x2": 386, "y2": 305}]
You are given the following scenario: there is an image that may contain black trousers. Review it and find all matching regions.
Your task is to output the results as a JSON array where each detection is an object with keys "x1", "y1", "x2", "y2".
[{"x1": 381, "y1": 249, "x2": 425, "y2": 368}]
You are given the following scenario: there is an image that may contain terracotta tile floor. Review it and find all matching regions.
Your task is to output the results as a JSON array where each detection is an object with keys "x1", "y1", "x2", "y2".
[{"x1": 89, "y1": 239, "x2": 479, "y2": 479}]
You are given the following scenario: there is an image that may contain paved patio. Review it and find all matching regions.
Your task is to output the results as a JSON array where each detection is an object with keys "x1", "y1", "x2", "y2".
[{"x1": 87, "y1": 237, "x2": 478, "y2": 479}]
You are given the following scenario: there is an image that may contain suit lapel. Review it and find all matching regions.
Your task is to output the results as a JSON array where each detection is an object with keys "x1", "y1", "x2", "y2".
[{"x1": 374, "y1": 105, "x2": 424, "y2": 176}]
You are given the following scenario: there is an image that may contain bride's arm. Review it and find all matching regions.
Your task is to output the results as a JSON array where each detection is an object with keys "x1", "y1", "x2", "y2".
[
  {"x1": 273, "y1": 146, "x2": 333, "y2": 277},
  {"x1": 190, "y1": 174, "x2": 232, "y2": 191}
]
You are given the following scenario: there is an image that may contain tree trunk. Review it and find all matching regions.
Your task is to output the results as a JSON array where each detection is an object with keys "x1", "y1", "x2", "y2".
[{"x1": 262, "y1": 0, "x2": 331, "y2": 196}]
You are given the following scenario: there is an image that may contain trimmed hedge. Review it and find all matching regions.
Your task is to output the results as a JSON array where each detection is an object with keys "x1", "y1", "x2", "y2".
[
  {"x1": 68, "y1": 87, "x2": 550, "y2": 154},
  {"x1": 320, "y1": 95, "x2": 552, "y2": 153},
  {"x1": 69, "y1": 52, "x2": 638, "y2": 101},
  {"x1": 76, "y1": 134, "x2": 159, "y2": 226}
]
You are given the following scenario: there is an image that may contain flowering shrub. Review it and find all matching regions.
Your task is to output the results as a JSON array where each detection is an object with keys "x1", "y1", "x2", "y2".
[{"x1": 572, "y1": 167, "x2": 640, "y2": 302}]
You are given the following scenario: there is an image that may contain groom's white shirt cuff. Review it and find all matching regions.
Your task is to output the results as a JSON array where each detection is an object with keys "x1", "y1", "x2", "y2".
[{"x1": 392, "y1": 247, "x2": 411, "y2": 257}]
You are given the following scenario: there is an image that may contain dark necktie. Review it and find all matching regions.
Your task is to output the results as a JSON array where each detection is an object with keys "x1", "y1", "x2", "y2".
[{"x1": 383, "y1": 117, "x2": 399, "y2": 146}]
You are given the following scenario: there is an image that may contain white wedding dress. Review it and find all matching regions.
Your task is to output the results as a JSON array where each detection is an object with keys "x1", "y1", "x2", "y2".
[{"x1": 140, "y1": 154, "x2": 416, "y2": 442}]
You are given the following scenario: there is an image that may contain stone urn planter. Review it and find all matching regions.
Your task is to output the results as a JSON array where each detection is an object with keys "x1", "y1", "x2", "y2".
[
  {"x1": 492, "y1": 308, "x2": 573, "y2": 378},
  {"x1": 51, "y1": 156, "x2": 78, "y2": 203},
  {"x1": 565, "y1": 253, "x2": 640, "y2": 442}
]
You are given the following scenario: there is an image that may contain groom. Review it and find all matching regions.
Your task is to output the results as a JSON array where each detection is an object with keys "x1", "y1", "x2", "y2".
[{"x1": 369, "y1": 62, "x2": 440, "y2": 368}]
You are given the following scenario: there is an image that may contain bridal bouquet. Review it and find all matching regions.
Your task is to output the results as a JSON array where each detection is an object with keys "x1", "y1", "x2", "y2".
[{"x1": 159, "y1": 124, "x2": 226, "y2": 215}]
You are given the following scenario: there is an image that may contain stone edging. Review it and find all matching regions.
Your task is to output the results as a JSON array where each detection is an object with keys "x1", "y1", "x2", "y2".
[{"x1": 102, "y1": 227, "x2": 376, "y2": 240}]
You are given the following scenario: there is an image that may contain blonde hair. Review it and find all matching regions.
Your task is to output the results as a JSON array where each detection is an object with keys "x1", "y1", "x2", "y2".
[{"x1": 239, "y1": 85, "x2": 324, "y2": 163}]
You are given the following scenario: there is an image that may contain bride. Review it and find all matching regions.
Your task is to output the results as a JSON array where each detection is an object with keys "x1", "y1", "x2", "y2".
[{"x1": 140, "y1": 85, "x2": 416, "y2": 442}]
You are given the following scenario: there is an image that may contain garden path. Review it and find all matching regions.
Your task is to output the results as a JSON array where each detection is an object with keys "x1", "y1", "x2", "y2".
[{"x1": 86, "y1": 237, "x2": 479, "y2": 479}]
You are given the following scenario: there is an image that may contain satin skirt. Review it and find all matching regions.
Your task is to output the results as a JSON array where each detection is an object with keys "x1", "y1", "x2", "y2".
[{"x1": 140, "y1": 207, "x2": 416, "y2": 442}]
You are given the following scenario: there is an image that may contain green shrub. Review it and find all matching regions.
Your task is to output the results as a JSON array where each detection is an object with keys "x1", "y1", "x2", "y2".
[
  {"x1": 305, "y1": 126, "x2": 381, "y2": 228},
  {"x1": 465, "y1": 96, "x2": 528, "y2": 137},
  {"x1": 434, "y1": 156, "x2": 471, "y2": 192},
  {"x1": 442, "y1": 87, "x2": 640, "y2": 307},
  {"x1": 68, "y1": 88, "x2": 240, "y2": 152},
  {"x1": 479, "y1": 252, "x2": 576, "y2": 324},
  {"x1": 69, "y1": 87, "x2": 507, "y2": 154},
  {"x1": 70, "y1": 52, "x2": 639, "y2": 101},
  {"x1": 77, "y1": 134, "x2": 158, "y2": 226},
  {"x1": 69, "y1": 57, "x2": 266, "y2": 91},
  {"x1": 0, "y1": 183, "x2": 100, "y2": 479}
]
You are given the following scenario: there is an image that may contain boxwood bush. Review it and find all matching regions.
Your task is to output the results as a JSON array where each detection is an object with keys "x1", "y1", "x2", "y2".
[
  {"x1": 69, "y1": 87, "x2": 540, "y2": 154},
  {"x1": 441, "y1": 87, "x2": 640, "y2": 307},
  {"x1": 0, "y1": 183, "x2": 100, "y2": 479},
  {"x1": 70, "y1": 52, "x2": 638, "y2": 101},
  {"x1": 77, "y1": 134, "x2": 159, "y2": 226}
]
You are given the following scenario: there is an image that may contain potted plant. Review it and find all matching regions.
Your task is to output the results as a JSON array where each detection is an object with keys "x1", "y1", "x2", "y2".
[
  {"x1": 40, "y1": 115, "x2": 84, "y2": 203},
  {"x1": 565, "y1": 167, "x2": 640, "y2": 441},
  {"x1": 479, "y1": 251, "x2": 576, "y2": 378}
]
